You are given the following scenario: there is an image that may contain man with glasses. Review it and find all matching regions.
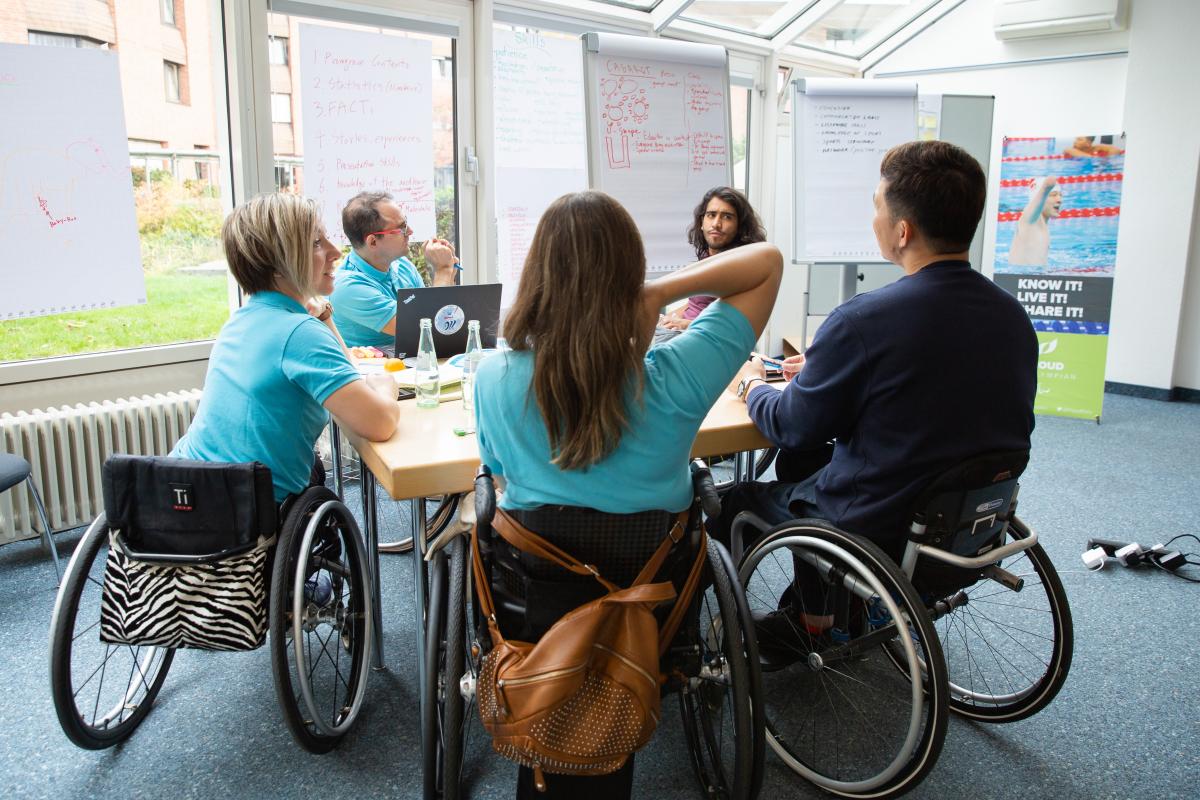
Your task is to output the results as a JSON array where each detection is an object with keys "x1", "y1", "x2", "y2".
[{"x1": 330, "y1": 191, "x2": 460, "y2": 348}]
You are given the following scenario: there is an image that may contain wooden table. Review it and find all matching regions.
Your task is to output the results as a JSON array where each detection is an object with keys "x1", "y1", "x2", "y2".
[{"x1": 351, "y1": 388, "x2": 771, "y2": 502}]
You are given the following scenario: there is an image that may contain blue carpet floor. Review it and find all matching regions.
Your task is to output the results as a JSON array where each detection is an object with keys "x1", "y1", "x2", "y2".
[{"x1": 2, "y1": 392, "x2": 1198, "y2": 799}]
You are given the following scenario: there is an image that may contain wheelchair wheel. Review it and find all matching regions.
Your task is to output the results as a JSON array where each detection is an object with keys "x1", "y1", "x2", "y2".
[
  {"x1": 679, "y1": 537, "x2": 764, "y2": 800},
  {"x1": 270, "y1": 486, "x2": 372, "y2": 753},
  {"x1": 738, "y1": 520, "x2": 948, "y2": 800},
  {"x1": 921, "y1": 517, "x2": 1073, "y2": 723},
  {"x1": 49, "y1": 514, "x2": 174, "y2": 749},
  {"x1": 422, "y1": 534, "x2": 469, "y2": 800}
]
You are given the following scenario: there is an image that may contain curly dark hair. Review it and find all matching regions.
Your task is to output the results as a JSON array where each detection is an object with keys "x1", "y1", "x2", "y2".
[{"x1": 686, "y1": 186, "x2": 766, "y2": 259}]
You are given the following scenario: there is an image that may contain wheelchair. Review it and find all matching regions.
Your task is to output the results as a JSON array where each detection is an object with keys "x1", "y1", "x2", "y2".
[
  {"x1": 48, "y1": 456, "x2": 374, "y2": 754},
  {"x1": 731, "y1": 450, "x2": 1073, "y2": 799},
  {"x1": 421, "y1": 461, "x2": 765, "y2": 800}
]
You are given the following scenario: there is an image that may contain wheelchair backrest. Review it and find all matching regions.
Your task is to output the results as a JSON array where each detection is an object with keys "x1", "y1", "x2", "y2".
[
  {"x1": 907, "y1": 450, "x2": 1029, "y2": 558},
  {"x1": 103, "y1": 454, "x2": 277, "y2": 561}
]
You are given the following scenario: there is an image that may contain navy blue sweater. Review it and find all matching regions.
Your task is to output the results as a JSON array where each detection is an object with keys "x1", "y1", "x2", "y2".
[{"x1": 747, "y1": 260, "x2": 1037, "y2": 537}]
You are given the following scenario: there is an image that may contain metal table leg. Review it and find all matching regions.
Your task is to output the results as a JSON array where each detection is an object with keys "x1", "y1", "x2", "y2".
[
  {"x1": 329, "y1": 421, "x2": 344, "y2": 500},
  {"x1": 359, "y1": 456, "x2": 385, "y2": 670},
  {"x1": 412, "y1": 497, "x2": 429, "y2": 746}
]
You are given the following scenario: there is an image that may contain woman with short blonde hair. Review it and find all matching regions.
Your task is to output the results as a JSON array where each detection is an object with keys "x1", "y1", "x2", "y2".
[{"x1": 171, "y1": 193, "x2": 399, "y2": 502}]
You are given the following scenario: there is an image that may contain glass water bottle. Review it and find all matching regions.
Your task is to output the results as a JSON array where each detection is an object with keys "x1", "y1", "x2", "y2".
[
  {"x1": 415, "y1": 318, "x2": 440, "y2": 409},
  {"x1": 460, "y1": 320, "x2": 483, "y2": 432}
]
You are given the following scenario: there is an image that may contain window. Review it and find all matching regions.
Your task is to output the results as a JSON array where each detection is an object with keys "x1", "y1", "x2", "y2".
[
  {"x1": 28, "y1": 31, "x2": 107, "y2": 49},
  {"x1": 1, "y1": 3, "x2": 232, "y2": 365},
  {"x1": 161, "y1": 0, "x2": 177, "y2": 27},
  {"x1": 164, "y1": 60, "x2": 181, "y2": 102},
  {"x1": 266, "y1": 12, "x2": 460, "y2": 268},
  {"x1": 268, "y1": 35, "x2": 289, "y2": 66},
  {"x1": 270, "y1": 92, "x2": 292, "y2": 124}
]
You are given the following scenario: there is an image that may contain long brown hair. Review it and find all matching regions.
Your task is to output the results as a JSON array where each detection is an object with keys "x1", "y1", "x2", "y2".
[{"x1": 503, "y1": 191, "x2": 647, "y2": 470}]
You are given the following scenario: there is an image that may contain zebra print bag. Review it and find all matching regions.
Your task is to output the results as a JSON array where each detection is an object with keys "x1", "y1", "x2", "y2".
[
  {"x1": 99, "y1": 531, "x2": 273, "y2": 651},
  {"x1": 97, "y1": 455, "x2": 278, "y2": 651}
]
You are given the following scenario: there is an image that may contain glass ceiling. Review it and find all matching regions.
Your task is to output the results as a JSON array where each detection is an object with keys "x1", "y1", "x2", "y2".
[{"x1": 548, "y1": 0, "x2": 951, "y2": 65}]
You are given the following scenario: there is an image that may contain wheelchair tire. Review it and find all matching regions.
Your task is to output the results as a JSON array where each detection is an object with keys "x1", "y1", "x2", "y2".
[
  {"x1": 679, "y1": 537, "x2": 763, "y2": 800},
  {"x1": 422, "y1": 534, "x2": 469, "y2": 800},
  {"x1": 270, "y1": 487, "x2": 372, "y2": 754},
  {"x1": 919, "y1": 516, "x2": 1073, "y2": 723},
  {"x1": 49, "y1": 514, "x2": 174, "y2": 750},
  {"x1": 738, "y1": 520, "x2": 949, "y2": 800}
]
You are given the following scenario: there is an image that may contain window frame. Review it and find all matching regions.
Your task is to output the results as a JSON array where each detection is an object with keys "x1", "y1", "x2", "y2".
[
  {"x1": 270, "y1": 91, "x2": 292, "y2": 123},
  {"x1": 163, "y1": 59, "x2": 182, "y2": 103},
  {"x1": 161, "y1": 0, "x2": 178, "y2": 27}
]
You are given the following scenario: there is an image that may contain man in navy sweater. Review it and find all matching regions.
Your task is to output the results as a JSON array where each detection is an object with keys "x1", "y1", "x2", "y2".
[{"x1": 717, "y1": 141, "x2": 1037, "y2": 634}]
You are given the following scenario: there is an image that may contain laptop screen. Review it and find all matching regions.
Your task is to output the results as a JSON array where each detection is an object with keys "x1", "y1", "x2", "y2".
[{"x1": 392, "y1": 283, "x2": 502, "y2": 358}]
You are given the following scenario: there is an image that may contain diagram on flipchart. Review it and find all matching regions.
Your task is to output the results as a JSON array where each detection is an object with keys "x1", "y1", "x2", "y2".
[
  {"x1": 0, "y1": 44, "x2": 145, "y2": 320},
  {"x1": 596, "y1": 61, "x2": 727, "y2": 177}
]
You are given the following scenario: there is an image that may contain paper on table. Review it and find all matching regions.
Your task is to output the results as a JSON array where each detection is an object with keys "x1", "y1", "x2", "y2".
[{"x1": 393, "y1": 363, "x2": 463, "y2": 389}]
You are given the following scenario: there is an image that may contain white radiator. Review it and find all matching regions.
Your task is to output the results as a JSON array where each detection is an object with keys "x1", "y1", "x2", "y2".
[{"x1": 0, "y1": 390, "x2": 202, "y2": 545}]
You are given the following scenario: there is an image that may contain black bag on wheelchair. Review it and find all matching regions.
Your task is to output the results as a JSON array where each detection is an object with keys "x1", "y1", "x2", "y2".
[{"x1": 98, "y1": 455, "x2": 278, "y2": 651}]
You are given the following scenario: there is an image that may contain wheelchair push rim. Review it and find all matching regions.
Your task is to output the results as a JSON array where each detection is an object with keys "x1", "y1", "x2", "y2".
[
  {"x1": 289, "y1": 499, "x2": 373, "y2": 738},
  {"x1": 49, "y1": 514, "x2": 174, "y2": 749},
  {"x1": 738, "y1": 522, "x2": 949, "y2": 799}
]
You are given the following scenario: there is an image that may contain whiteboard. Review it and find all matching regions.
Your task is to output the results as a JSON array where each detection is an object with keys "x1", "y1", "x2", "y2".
[
  {"x1": 0, "y1": 44, "x2": 145, "y2": 320},
  {"x1": 793, "y1": 77, "x2": 917, "y2": 264},
  {"x1": 299, "y1": 25, "x2": 434, "y2": 247},
  {"x1": 493, "y1": 29, "x2": 587, "y2": 307},
  {"x1": 583, "y1": 33, "x2": 732, "y2": 275}
]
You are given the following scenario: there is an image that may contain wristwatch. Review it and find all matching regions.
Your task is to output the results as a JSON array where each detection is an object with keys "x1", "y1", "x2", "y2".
[{"x1": 736, "y1": 376, "x2": 766, "y2": 399}]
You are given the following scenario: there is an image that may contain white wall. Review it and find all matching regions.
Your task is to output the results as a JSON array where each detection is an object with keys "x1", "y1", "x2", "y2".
[
  {"x1": 865, "y1": 0, "x2": 1200, "y2": 392},
  {"x1": 1107, "y1": 0, "x2": 1200, "y2": 391}
]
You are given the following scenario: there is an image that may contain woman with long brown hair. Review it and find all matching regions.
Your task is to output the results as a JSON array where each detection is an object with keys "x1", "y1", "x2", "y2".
[{"x1": 472, "y1": 190, "x2": 780, "y2": 797}]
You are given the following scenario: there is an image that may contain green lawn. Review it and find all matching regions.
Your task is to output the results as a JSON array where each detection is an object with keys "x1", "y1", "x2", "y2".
[{"x1": 1, "y1": 272, "x2": 231, "y2": 362}]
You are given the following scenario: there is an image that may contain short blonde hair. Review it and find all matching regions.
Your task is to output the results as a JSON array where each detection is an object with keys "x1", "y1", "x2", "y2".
[{"x1": 222, "y1": 193, "x2": 321, "y2": 297}]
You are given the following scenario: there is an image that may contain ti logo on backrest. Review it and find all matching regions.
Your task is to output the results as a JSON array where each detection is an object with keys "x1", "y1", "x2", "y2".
[{"x1": 169, "y1": 482, "x2": 194, "y2": 511}]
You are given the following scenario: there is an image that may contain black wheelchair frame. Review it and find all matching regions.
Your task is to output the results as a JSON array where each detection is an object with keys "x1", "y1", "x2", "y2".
[
  {"x1": 48, "y1": 461, "x2": 374, "y2": 754},
  {"x1": 419, "y1": 461, "x2": 765, "y2": 800},
  {"x1": 730, "y1": 450, "x2": 1073, "y2": 800}
]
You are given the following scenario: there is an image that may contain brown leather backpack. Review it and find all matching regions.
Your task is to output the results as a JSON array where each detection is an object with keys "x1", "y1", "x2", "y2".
[{"x1": 471, "y1": 507, "x2": 707, "y2": 792}]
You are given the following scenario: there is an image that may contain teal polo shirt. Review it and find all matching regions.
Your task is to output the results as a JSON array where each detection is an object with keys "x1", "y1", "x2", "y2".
[
  {"x1": 171, "y1": 291, "x2": 361, "y2": 502},
  {"x1": 474, "y1": 301, "x2": 756, "y2": 514},
  {"x1": 330, "y1": 249, "x2": 425, "y2": 348}
]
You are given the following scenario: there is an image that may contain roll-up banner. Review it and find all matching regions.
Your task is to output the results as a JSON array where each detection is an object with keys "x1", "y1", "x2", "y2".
[{"x1": 994, "y1": 134, "x2": 1127, "y2": 421}]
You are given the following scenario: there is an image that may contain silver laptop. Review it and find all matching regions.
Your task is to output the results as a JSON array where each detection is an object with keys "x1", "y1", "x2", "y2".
[{"x1": 392, "y1": 283, "x2": 502, "y2": 358}]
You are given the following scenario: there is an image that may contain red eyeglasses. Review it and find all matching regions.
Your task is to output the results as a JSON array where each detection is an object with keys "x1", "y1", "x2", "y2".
[{"x1": 368, "y1": 221, "x2": 412, "y2": 238}]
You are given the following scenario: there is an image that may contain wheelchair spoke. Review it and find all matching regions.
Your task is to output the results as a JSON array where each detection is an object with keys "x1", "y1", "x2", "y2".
[
  {"x1": 957, "y1": 607, "x2": 1041, "y2": 690},
  {"x1": 71, "y1": 618, "x2": 102, "y2": 643}
]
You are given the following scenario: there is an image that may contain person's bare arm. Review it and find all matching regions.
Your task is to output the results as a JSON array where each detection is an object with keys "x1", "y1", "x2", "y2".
[
  {"x1": 425, "y1": 239, "x2": 458, "y2": 287},
  {"x1": 306, "y1": 298, "x2": 356, "y2": 363},
  {"x1": 1019, "y1": 177, "x2": 1057, "y2": 224},
  {"x1": 641, "y1": 242, "x2": 783, "y2": 340},
  {"x1": 323, "y1": 379, "x2": 400, "y2": 442}
]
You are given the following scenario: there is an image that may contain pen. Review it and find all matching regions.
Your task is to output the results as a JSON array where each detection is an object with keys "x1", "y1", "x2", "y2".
[{"x1": 453, "y1": 262, "x2": 463, "y2": 272}]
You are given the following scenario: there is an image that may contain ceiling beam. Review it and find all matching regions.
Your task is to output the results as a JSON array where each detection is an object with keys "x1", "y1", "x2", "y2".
[
  {"x1": 651, "y1": 0, "x2": 695, "y2": 33},
  {"x1": 771, "y1": 0, "x2": 840, "y2": 53}
]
